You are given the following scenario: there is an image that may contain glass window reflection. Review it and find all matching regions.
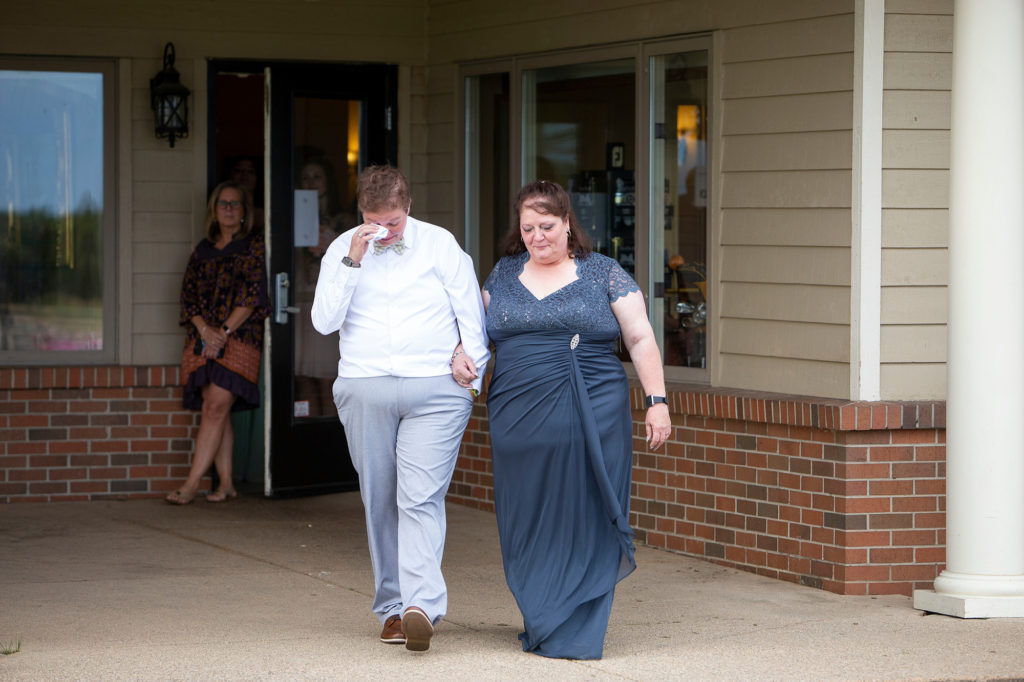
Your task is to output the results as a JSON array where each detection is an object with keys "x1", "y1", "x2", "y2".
[
  {"x1": 523, "y1": 59, "x2": 636, "y2": 277},
  {"x1": 652, "y1": 50, "x2": 708, "y2": 369},
  {"x1": 0, "y1": 69, "x2": 105, "y2": 352},
  {"x1": 292, "y1": 97, "x2": 362, "y2": 420},
  {"x1": 465, "y1": 72, "x2": 510, "y2": 283}
]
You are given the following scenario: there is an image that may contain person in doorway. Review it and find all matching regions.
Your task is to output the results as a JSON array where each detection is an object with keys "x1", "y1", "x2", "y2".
[
  {"x1": 311, "y1": 165, "x2": 489, "y2": 652},
  {"x1": 167, "y1": 181, "x2": 268, "y2": 505},
  {"x1": 451, "y1": 180, "x2": 671, "y2": 659},
  {"x1": 226, "y1": 155, "x2": 265, "y2": 230},
  {"x1": 294, "y1": 156, "x2": 355, "y2": 416}
]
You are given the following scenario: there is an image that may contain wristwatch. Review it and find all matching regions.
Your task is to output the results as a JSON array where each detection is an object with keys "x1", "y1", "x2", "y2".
[
  {"x1": 645, "y1": 395, "x2": 668, "y2": 408},
  {"x1": 341, "y1": 256, "x2": 360, "y2": 268}
]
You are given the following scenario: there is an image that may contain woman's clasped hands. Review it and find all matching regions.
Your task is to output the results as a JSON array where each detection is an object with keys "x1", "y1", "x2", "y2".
[{"x1": 199, "y1": 323, "x2": 228, "y2": 359}]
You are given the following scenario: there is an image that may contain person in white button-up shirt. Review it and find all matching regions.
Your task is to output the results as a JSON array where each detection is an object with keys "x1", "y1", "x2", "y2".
[{"x1": 312, "y1": 166, "x2": 488, "y2": 652}]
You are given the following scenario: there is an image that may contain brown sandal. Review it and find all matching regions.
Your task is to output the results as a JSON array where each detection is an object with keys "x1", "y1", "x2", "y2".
[
  {"x1": 206, "y1": 489, "x2": 238, "y2": 503},
  {"x1": 165, "y1": 489, "x2": 195, "y2": 505}
]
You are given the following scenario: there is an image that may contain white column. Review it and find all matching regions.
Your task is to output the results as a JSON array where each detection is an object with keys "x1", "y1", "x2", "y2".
[
  {"x1": 913, "y1": 0, "x2": 1024, "y2": 618},
  {"x1": 850, "y1": 0, "x2": 883, "y2": 401}
]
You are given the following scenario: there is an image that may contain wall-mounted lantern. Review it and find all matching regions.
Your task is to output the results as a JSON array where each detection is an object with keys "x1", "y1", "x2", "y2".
[{"x1": 150, "y1": 42, "x2": 190, "y2": 148}]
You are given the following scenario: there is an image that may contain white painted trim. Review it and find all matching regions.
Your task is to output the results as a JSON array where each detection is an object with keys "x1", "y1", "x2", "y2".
[
  {"x1": 116, "y1": 58, "x2": 133, "y2": 364},
  {"x1": 850, "y1": 0, "x2": 884, "y2": 401},
  {"x1": 915, "y1": 589, "x2": 1024, "y2": 618},
  {"x1": 709, "y1": 29, "x2": 724, "y2": 388}
]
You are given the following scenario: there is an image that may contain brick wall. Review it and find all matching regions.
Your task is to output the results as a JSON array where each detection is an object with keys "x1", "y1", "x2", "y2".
[
  {"x1": 450, "y1": 385, "x2": 946, "y2": 597},
  {"x1": 0, "y1": 367, "x2": 201, "y2": 502}
]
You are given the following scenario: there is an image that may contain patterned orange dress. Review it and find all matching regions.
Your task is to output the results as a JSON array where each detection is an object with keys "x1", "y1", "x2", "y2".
[{"x1": 179, "y1": 234, "x2": 268, "y2": 410}]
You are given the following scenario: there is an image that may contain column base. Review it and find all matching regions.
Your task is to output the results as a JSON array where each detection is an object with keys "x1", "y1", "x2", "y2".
[{"x1": 914, "y1": 590, "x2": 1024, "y2": 618}]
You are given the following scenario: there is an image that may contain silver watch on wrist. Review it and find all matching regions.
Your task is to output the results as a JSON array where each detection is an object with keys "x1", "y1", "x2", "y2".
[{"x1": 341, "y1": 256, "x2": 360, "y2": 268}]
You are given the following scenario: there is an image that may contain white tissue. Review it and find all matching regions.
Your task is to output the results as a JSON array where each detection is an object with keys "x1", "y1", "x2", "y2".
[{"x1": 370, "y1": 225, "x2": 390, "y2": 241}]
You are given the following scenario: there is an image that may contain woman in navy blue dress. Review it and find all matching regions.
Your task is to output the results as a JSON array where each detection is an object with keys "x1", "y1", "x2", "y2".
[{"x1": 451, "y1": 180, "x2": 671, "y2": 659}]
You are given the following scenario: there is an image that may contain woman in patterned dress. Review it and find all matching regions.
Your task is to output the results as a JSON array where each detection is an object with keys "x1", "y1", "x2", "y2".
[{"x1": 166, "y1": 181, "x2": 268, "y2": 505}]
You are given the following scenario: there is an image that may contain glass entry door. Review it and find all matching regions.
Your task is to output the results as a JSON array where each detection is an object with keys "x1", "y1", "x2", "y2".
[
  {"x1": 290, "y1": 97, "x2": 363, "y2": 421},
  {"x1": 267, "y1": 61, "x2": 396, "y2": 496}
]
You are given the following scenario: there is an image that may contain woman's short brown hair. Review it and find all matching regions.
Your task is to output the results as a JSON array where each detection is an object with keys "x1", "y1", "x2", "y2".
[
  {"x1": 204, "y1": 181, "x2": 255, "y2": 242},
  {"x1": 499, "y1": 180, "x2": 592, "y2": 257},
  {"x1": 356, "y1": 165, "x2": 411, "y2": 214}
]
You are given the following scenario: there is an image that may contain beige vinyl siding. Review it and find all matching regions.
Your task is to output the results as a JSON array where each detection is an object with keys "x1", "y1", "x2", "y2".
[
  {"x1": 722, "y1": 283, "x2": 849, "y2": 324},
  {"x1": 716, "y1": 12, "x2": 855, "y2": 398},
  {"x1": 880, "y1": 1, "x2": 952, "y2": 399},
  {"x1": 128, "y1": 58, "x2": 201, "y2": 365},
  {"x1": 419, "y1": 64, "x2": 458, "y2": 234},
  {"x1": 428, "y1": 0, "x2": 852, "y2": 63},
  {"x1": 721, "y1": 208, "x2": 852, "y2": 246},
  {"x1": 719, "y1": 355, "x2": 850, "y2": 398},
  {"x1": 0, "y1": 2, "x2": 426, "y2": 62}
]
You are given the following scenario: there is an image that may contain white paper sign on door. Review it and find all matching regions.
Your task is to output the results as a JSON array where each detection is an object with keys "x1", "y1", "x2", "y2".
[{"x1": 294, "y1": 189, "x2": 319, "y2": 247}]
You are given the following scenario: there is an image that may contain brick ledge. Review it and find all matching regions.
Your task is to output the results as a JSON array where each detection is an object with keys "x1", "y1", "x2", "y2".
[
  {"x1": 629, "y1": 383, "x2": 945, "y2": 431},
  {"x1": 0, "y1": 366, "x2": 181, "y2": 390}
]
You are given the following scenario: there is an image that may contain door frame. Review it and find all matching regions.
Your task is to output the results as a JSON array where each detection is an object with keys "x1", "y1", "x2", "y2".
[{"x1": 207, "y1": 58, "x2": 398, "y2": 497}]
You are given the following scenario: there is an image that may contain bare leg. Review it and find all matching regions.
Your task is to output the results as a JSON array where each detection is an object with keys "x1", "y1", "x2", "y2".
[
  {"x1": 208, "y1": 416, "x2": 236, "y2": 499},
  {"x1": 168, "y1": 383, "x2": 236, "y2": 502}
]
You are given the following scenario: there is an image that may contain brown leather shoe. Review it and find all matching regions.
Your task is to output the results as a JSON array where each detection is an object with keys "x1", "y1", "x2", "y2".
[
  {"x1": 401, "y1": 606, "x2": 433, "y2": 652},
  {"x1": 379, "y1": 614, "x2": 405, "y2": 644}
]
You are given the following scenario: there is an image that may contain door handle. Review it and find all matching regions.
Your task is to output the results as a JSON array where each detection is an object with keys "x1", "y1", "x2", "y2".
[{"x1": 274, "y1": 272, "x2": 301, "y2": 324}]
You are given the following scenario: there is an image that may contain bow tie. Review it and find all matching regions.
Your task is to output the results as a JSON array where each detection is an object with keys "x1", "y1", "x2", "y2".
[{"x1": 373, "y1": 237, "x2": 406, "y2": 256}]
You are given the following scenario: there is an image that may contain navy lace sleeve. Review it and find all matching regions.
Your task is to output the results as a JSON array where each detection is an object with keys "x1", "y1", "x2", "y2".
[
  {"x1": 483, "y1": 261, "x2": 501, "y2": 293},
  {"x1": 606, "y1": 258, "x2": 640, "y2": 303}
]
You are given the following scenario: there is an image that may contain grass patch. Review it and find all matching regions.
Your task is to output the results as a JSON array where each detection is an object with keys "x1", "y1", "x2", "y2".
[{"x1": 0, "y1": 639, "x2": 21, "y2": 656}]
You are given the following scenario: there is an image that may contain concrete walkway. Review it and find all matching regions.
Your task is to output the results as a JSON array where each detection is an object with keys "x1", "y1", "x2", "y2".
[{"x1": 1, "y1": 493, "x2": 1023, "y2": 681}]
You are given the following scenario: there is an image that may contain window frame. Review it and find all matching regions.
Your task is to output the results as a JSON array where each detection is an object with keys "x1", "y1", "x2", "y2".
[
  {"x1": 458, "y1": 59, "x2": 514, "y2": 280},
  {"x1": 458, "y1": 35, "x2": 713, "y2": 384},
  {"x1": 643, "y1": 35, "x2": 714, "y2": 384},
  {"x1": 0, "y1": 56, "x2": 118, "y2": 366}
]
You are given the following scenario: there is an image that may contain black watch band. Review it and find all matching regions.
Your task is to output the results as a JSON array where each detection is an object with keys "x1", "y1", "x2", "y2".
[
  {"x1": 645, "y1": 395, "x2": 667, "y2": 408},
  {"x1": 341, "y1": 256, "x2": 361, "y2": 268}
]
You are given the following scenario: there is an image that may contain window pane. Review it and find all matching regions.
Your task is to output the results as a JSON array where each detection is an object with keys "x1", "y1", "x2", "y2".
[
  {"x1": 466, "y1": 72, "x2": 510, "y2": 283},
  {"x1": 523, "y1": 59, "x2": 636, "y2": 277},
  {"x1": 652, "y1": 51, "x2": 708, "y2": 368},
  {"x1": 0, "y1": 70, "x2": 105, "y2": 352}
]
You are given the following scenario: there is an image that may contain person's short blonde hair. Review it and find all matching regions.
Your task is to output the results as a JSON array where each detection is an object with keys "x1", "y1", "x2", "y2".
[
  {"x1": 356, "y1": 165, "x2": 411, "y2": 214},
  {"x1": 204, "y1": 181, "x2": 254, "y2": 241}
]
